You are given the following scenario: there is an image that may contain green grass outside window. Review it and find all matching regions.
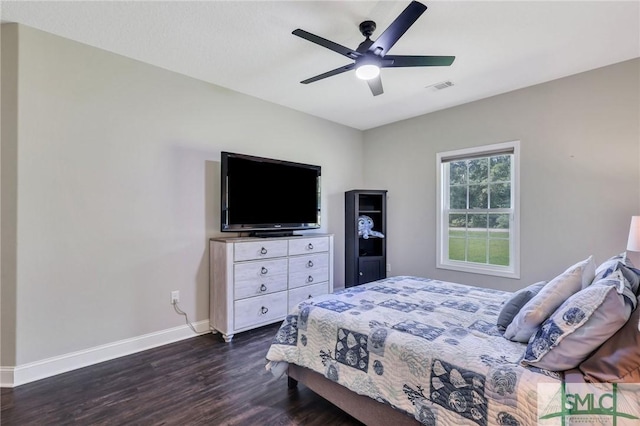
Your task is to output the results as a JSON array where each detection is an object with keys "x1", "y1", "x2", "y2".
[{"x1": 448, "y1": 229, "x2": 509, "y2": 266}]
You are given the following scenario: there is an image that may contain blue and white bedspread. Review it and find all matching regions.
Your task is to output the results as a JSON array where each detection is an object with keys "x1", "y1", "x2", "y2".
[{"x1": 265, "y1": 276, "x2": 562, "y2": 425}]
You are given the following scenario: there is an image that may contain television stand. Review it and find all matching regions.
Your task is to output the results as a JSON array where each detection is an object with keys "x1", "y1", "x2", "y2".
[{"x1": 209, "y1": 234, "x2": 334, "y2": 341}]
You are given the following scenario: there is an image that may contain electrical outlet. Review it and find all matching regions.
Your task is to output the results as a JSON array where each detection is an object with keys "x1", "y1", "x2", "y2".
[
  {"x1": 386, "y1": 263, "x2": 391, "y2": 272},
  {"x1": 171, "y1": 291, "x2": 180, "y2": 304}
]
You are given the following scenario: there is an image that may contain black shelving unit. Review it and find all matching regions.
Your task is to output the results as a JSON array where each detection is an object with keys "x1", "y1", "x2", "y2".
[{"x1": 345, "y1": 189, "x2": 387, "y2": 287}]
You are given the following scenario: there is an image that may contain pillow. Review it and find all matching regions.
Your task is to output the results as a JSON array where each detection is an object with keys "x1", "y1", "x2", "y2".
[
  {"x1": 496, "y1": 281, "x2": 546, "y2": 333},
  {"x1": 591, "y1": 252, "x2": 638, "y2": 290},
  {"x1": 579, "y1": 296, "x2": 640, "y2": 383},
  {"x1": 521, "y1": 271, "x2": 636, "y2": 371},
  {"x1": 504, "y1": 256, "x2": 596, "y2": 342}
]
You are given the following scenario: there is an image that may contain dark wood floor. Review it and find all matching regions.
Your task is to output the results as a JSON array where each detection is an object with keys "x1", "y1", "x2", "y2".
[{"x1": 1, "y1": 323, "x2": 363, "y2": 425}]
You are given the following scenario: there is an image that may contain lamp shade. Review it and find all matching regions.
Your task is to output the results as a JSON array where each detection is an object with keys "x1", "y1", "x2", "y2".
[{"x1": 627, "y1": 216, "x2": 640, "y2": 252}]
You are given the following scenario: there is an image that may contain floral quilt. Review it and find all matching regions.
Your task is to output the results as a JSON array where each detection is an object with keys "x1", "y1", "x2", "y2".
[{"x1": 265, "y1": 276, "x2": 561, "y2": 425}]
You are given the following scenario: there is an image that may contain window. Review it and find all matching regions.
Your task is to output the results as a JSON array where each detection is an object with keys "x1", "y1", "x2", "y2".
[{"x1": 436, "y1": 141, "x2": 520, "y2": 278}]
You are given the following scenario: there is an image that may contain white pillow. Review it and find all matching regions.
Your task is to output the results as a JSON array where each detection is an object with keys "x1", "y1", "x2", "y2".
[
  {"x1": 503, "y1": 256, "x2": 596, "y2": 342},
  {"x1": 521, "y1": 271, "x2": 635, "y2": 371}
]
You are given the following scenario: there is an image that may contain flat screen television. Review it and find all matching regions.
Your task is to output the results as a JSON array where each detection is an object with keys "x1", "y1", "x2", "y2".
[{"x1": 220, "y1": 151, "x2": 321, "y2": 235}]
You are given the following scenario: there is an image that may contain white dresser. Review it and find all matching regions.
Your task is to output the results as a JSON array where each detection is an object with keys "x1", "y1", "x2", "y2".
[{"x1": 209, "y1": 234, "x2": 334, "y2": 342}]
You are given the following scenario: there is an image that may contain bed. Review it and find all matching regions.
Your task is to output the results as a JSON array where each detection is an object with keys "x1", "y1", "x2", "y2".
[
  {"x1": 265, "y1": 276, "x2": 565, "y2": 425},
  {"x1": 267, "y1": 277, "x2": 561, "y2": 425}
]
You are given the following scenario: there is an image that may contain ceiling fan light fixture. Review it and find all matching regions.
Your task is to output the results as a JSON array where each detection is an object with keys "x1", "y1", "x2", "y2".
[
  {"x1": 355, "y1": 64, "x2": 380, "y2": 80},
  {"x1": 293, "y1": 1, "x2": 454, "y2": 95}
]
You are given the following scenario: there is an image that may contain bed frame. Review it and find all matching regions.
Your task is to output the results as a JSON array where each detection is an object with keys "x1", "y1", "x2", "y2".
[
  {"x1": 287, "y1": 364, "x2": 588, "y2": 425},
  {"x1": 287, "y1": 364, "x2": 420, "y2": 425}
]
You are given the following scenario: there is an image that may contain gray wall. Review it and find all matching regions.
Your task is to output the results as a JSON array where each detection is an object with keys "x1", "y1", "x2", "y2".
[
  {"x1": 1, "y1": 24, "x2": 363, "y2": 366},
  {"x1": 1, "y1": 23, "x2": 20, "y2": 367},
  {"x1": 363, "y1": 59, "x2": 640, "y2": 291}
]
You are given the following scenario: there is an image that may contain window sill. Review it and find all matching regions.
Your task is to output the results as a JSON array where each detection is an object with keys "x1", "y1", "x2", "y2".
[{"x1": 436, "y1": 261, "x2": 520, "y2": 279}]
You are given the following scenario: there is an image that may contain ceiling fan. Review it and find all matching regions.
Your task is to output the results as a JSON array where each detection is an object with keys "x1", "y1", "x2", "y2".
[{"x1": 292, "y1": 1, "x2": 455, "y2": 96}]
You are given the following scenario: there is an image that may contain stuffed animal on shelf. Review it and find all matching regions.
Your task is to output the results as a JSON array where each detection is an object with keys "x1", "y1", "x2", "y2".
[{"x1": 358, "y1": 215, "x2": 385, "y2": 239}]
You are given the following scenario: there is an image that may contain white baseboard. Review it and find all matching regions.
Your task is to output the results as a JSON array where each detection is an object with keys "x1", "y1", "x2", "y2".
[{"x1": 0, "y1": 319, "x2": 210, "y2": 388}]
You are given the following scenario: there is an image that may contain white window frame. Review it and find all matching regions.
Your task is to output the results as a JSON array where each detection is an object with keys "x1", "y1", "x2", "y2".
[{"x1": 436, "y1": 141, "x2": 520, "y2": 279}]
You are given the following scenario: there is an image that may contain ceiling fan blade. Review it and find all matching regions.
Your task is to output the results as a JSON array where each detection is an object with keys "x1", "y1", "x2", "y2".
[
  {"x1": 367, "y1": 75, "x2": 384, "y2": 96},
  {"x1": 292, "y1": 29, "x2": 360, "y2": 60},
  {"x1": 368, "y1": 1, "x2": 427, "y2": 56},
  {"x1": 300, "y1": 63, "x2": 356, "y2": 84},
  {"x1": 383, "y1": 55, "x2": 455, "y2": 67}
]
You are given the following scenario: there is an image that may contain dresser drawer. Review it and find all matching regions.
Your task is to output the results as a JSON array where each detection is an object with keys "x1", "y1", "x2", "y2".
[
  {"x1": 288, "y1": 282, "x2": 329, "y2": 311},
  {"x1": 289, "y1": 236, "x2": 329, "y2": 256},
  {"x1": 234, "y1": 258, "x2": 288, "y2": 282},
  {"x1": 234, "y1": 275, "x2": 288, "y2": 300},
  {"x1": 289, "y1": 268, "x2": 329, "y2": 289},
  {"x1": 288, "y1": 253, "x2": 329, "y2": 274},
  {"x1": 234, "y1": 240, "x2": 288, "y2": 262},
  {"x1": 234, "y1": 291, "x2": 288, "y2": 330}
]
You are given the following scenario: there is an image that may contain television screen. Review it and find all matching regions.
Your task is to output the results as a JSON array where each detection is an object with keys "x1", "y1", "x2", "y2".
[{"x1": 221, "y1": 152, "x2": 321, "y2": 234}]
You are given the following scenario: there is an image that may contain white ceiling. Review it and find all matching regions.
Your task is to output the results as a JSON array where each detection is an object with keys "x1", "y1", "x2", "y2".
[{"x1": 2, "y1": 1, "x2": 639, "y2": 130}]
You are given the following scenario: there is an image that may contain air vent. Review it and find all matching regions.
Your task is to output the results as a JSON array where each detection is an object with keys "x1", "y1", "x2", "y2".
[{"x1": 426, "y1": 80, "x2": 454, "y2": 91}]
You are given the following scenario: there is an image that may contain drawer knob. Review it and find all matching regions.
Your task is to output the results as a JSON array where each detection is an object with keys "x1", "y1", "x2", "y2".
[
  {"x1": 260, "y1": 284, "x2": 267, "y2": 292},
  {"x1": 307, "y1": 275, "x2": 314, "y2": 283},
  {"x1": 307, "y1": 243, "x2": 314, "y2": 250},
  {"x1": 260, "y1": 247, "x2": 268, "y2": 255},
  {"x1": 260, "y1": 306, "x2": 269, "y2": 315},
  {"x1": 261, "y1": 267, "x2": 268, "y2": 275},
  {"x1": 307, "y1": 260, "x2": 314, "y2": 268}
]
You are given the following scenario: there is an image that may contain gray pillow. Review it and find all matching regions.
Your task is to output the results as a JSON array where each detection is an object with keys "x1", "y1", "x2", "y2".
[{"x1": 496, "y1": 281, "x2": 546, "y2": 333}]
